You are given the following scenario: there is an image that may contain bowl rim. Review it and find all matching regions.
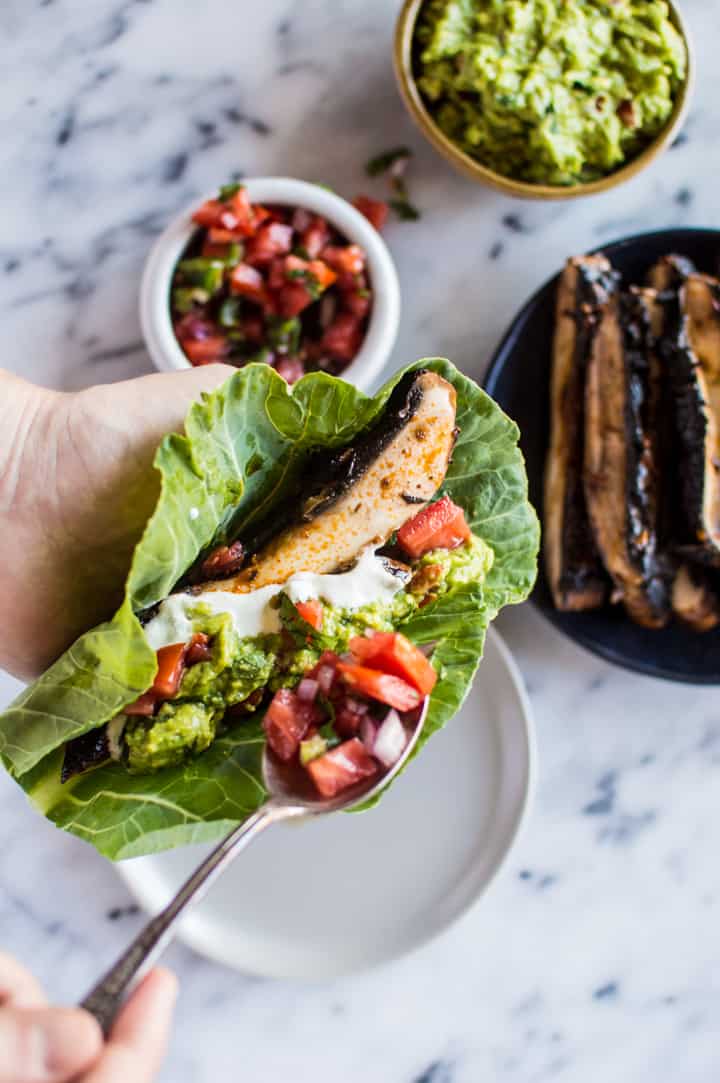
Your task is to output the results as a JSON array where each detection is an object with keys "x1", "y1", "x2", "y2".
[
  {"x1": 139, "y1": 177, "x2": 401, "y2": 391},
  {"x1": 394, "y1": 0, "x2": 695, "y2": 201}
]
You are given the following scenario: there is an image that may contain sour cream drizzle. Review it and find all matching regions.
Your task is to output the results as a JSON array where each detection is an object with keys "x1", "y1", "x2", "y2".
[{"x1": 142, "y1": 548, "x2": 404, "y2": 651}]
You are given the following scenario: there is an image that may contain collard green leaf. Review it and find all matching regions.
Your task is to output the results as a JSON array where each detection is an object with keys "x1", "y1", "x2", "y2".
[{"x1": 0, "y1": 360, "x2": 538, "y2": 860}]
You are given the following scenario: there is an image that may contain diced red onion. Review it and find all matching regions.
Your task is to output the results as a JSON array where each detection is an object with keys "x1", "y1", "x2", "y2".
[
  {"x1": 360, "y1": 717, "x2": 378, "y2": 753},
  {"x1": 345, "y1": 695, "x2": 369, "y2": 716},
  {"x1": 372, "y1": 709, "x2": 408, "y2": 768},
  {"x1": 297, "y1": 677, "x2": 319, "y2": 703},
  {"x1": 291, "y1": 207, "x2": 312, "y2": 232},
  {"x1": 317, "y1": 664, "x2": 335, "y2": 695}
]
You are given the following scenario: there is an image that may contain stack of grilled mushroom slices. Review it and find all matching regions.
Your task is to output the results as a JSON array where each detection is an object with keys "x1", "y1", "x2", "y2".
[{"x1": 545, "y1": 252, "x2": 720, "y2": 632}]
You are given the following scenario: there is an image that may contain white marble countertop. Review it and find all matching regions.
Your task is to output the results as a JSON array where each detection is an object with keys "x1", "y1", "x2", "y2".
[{"x1": 2, "y1": 1, "x2": 720, "y2": 1080}]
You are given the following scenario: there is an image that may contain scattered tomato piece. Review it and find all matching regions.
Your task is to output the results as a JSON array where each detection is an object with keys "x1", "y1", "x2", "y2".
[
  {"x1": 306, "y1": 738, "x2": 377, "y2": 797},
  {"x1": 277, "y1": 282, "x2": 316, "y2": 317},
  {"x1": 353, "y1": 195, "x2": 389, "y2": 231},
  {"x1": 397, "y1": 496, "x2": 471, "y2": 559},
  {"x1": 336, "y1": 663, "x2": 421, "y2": 711}
]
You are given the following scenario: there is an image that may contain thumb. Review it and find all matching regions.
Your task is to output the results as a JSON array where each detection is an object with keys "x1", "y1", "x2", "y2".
[{"x1": 0, "y1": 1006, "x2": 102, "y2": 1083}]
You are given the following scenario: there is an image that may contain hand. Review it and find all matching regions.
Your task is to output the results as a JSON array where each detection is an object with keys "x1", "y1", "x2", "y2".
[
  {"x1": 0, "y1": 951, "x2": 177, "y2": 1083},
  {"x1": 0, "y1": 365, "x2": 235, "y2": 679}
]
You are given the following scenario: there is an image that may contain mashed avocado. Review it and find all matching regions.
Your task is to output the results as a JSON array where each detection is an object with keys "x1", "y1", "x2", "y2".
[
  {"x1": 124, "y1": 534, "x2": 494, "y2": 772},
  {"x1": 414, "y1": 0, "x2": 686, "y2": 185}
]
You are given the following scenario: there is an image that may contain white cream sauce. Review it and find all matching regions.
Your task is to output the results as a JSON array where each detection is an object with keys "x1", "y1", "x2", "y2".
[{"x1": 142, "y1": 548, "x2": 404, "y2": 651}]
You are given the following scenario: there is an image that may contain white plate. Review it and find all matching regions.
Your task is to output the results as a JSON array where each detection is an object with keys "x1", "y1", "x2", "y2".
[{"x1": 118, "y1": 627, "x2": 535, "y2": 979}]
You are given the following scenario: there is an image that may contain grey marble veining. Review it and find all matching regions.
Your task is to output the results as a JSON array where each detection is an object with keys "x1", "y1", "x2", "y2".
[{"x1": 1, "y1": 1, "x2": 720, "y2": 1080}]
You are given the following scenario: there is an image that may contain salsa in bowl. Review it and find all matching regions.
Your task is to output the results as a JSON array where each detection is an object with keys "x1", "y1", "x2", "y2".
[{"x1": 141, "y1": 178, "x2": 400, "y2": 389}]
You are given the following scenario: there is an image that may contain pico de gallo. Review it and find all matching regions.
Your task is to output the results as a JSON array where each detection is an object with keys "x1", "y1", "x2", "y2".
[
  {"x1": 170, "y1": 182, "x2": 390, "y2": 382},
  {"x1": 64, "y1": 497, "x2": 493, "y2": 797}
]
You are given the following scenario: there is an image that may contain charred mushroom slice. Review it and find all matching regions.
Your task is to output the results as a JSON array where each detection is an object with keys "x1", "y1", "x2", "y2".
[
  {"x1": 545, "y1": 256, "x2": 614, "y2": 611},
  {"x1": 659, "y1": 273, "x2": 720, "y2": 566},
  {"x1": 583, "y1": 285, "x2": 671, "y2": 627},
  {"x1": 647, "y1": 253, "x2": 696, "y2": 294},
  {"x1": 671, "y1": 563, "x2": 720, "y2": 632},
  {"x1": 198, "y1": 369, "x2": 458, "y2": 594}
]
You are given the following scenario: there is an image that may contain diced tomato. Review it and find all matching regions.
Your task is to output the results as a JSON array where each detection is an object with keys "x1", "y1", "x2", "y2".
[
  {"x1": 267, "y1": 257, "x2": 287, "y2": 291},
  {"x1": 397, "y1": 496, "x2": 471, "y2": 559},
  {"x1": 250, "y1": 203, "x2": 272, "y2": 228},
  {"x1": 294, "y1": 599, "x2": 324, "y2": 630},
  {"x1": 336, "y1": 663, "x2": 421, "y2": 711},
  {"x1": 207, "y1": 227, "x2": 241, "y2": 245},
  {"x1": 201, "y1": 237, "x2": 232, "y2": 259},
  {"x1": 349, "y1": 632, "x2": 437, "y2": 695},
  {"x1": 182, "y1": 336, "x2": 229, "y2": 365},
  {"x1": 320, "y1": 312, "x2": 363, "y2": 362},
  {"x1": 174, "y1": 314, "x2": 216, "y2": 341},
  {"x1": 229, "y1": 263, "x2": 268, "y2": 304},
  {"x1": 301, "y1": 217, "x2": 331, "y2": 258},
  {"x1": 226, "y1": 187, "x2": 256, "y2": 236},
  {"x1": 335, "y1": 271, "x2": 368, "y2": 294},
  {"x1": 124, "y1": 692, "x2": 157, "y2": 717},
  {"x1": 151, "y1": 643, "x2": 188, "y2": 698},
  {"x1": 199, "y1": 540, "x2": 245, "y2": 579},
  {"x1": 246, "y1": 222, "x2": 294, "y2": 266},
  {"x1": 186, "y1": 632, "x2": 213, "y2": 666},
  {"x1": 307, "y1": 651, "x2": 341, "y2": 688},
  {"x1": 353, "y1": 195, "x2": 389, "y2": 231},
  {"x1": 192, "y1": 199, "x2": 239, "y2": 231},
  {"x1": 321, "y1": 244, "x2": 366, "y2": 275},
  {"x1": 307, "y1": 259, "x2": 337, "y2": 290},
  {"x1": 276, "y1": 282, "x2": 315, "y2": 317},
  {"x1": 342, "y1": 289, "x2": 371, "y2": 319},
  {"x1": 305, "y1": 738, "x2": 377, "y2": 797},
  {"x1": 242, "y1": 315, "x2": 265, "y2": 343},
  {"x1": 334, "y1": 696, "x2": 369, "y2": 738},
  {"x1": 263, "y1": 688, "x2": 318, "y2": 761}
]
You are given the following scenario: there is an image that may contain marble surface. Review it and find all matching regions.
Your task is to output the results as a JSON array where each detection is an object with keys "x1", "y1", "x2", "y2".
[{"x1": 2, "y1": 0, "x2": 720, "y2": 1079}]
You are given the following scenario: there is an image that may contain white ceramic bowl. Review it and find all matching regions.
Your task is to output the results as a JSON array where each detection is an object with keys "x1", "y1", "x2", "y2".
[{"x1": 139, "y1": 177, "x2": 401, "y2": 391}]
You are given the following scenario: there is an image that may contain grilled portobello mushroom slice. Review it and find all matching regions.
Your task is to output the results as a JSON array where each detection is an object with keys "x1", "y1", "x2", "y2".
[
  {"x1": 545, "y1": 256, "x2": 615, "y2": 611},
  {"x1": 647, "y1": 253, "x2": 696, "y2": 293},
  {"x1": 583, "y1": 286, "x2": 671, "y2": 628},
  {"x1": 671, "y1": 562, "x2": 720, "y2": 632},
  {"x1": 659, "y1": 273, "x2": 720, "y2": 567}
]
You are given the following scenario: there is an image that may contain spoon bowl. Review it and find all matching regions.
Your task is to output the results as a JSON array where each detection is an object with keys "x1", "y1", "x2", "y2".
[
  {"x1": 80, "y1": 698, "x2": 429, "y2": 1033},
  {"x1": 263, "y1": 697, "x2": 428, "y2": 813}
]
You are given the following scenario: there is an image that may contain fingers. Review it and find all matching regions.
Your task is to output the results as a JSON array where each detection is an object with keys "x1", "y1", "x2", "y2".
[
  {"x1": 0, "y1": 952, "x2": 47, "y2": 1008},
  {"x1": 82, "y1": 969, "x2": 177, "y2": 1083},
  {"x1": 0, "y1": 1005, "x2": 102, "y2": 1083}
]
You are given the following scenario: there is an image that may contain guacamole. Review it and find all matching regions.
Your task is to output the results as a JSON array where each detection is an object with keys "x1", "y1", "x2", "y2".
[
  {"x1": 123, "y1": 534, "x2": 494, "y2": 772},
  {"x1": 414, "y1": 0, "x2": 687, "y2": 185}
]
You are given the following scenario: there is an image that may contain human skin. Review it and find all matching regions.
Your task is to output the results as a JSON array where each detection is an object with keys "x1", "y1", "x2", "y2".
[
  {"x1": 0, "y1": 950, "x2": 177, "y2": 1083},
  {"x1": 0, "y1": 365, "x2": 235, "y2": 679}
]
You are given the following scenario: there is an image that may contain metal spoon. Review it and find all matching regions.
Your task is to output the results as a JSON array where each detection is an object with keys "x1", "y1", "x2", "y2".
[{"x1": 80, "y1": 698, "x2": 428, "y2": 1034}]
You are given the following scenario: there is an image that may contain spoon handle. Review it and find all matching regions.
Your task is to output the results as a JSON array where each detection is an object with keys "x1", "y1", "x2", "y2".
[{"x1": 80, "y1": 800, "x2": 300, "y2": 1035}]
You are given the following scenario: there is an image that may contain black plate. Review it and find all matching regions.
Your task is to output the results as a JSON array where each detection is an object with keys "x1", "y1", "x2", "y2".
[{"x1": 484, "y1": 228, "x2": 720, "y2": 684}]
